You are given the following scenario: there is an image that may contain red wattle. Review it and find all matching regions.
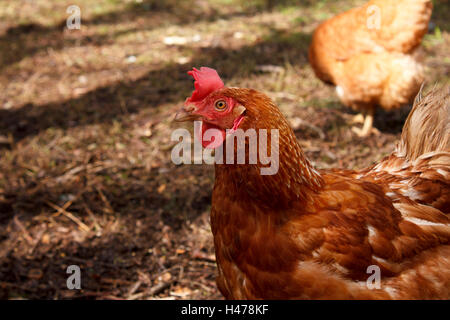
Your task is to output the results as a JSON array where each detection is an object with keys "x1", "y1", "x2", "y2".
[{"x1": 196, "y1": 122, "x2": 226, "y2": 149}]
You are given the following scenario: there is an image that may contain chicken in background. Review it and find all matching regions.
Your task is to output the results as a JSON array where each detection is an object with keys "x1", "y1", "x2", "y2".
[
  {"x1": 308, "y1": 0, "x2": 433, "y2": 136},
  {"x1": 175, "y1": 67, "x2": 449, "y2": 299}
]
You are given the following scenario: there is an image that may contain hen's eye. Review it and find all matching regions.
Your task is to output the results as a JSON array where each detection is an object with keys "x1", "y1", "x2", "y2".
[{"x1": 215, "y1": 100, "x2": 227, "y2": 111}]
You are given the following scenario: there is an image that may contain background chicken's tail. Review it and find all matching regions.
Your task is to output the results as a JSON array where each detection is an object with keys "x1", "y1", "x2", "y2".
[
  {"x1": 396, "y1": 86, "x2": 450, "y2": 161},
  {"x1": 367, "y1": 0, "x2": 433, "y2": 52}
]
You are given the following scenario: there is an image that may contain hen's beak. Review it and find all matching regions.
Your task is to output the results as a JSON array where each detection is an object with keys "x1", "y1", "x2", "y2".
[{"x1": 173, "y1": 106, "x2": 201, "y2": 122}]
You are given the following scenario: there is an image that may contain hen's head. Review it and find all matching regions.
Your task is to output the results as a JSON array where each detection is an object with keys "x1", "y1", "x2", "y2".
[
  {"x1": 175, "y1": 67, "x2": 247, "y2": 148},
  {"x1": 175, "y1": 67, "x2": 324, "y2": 200}
]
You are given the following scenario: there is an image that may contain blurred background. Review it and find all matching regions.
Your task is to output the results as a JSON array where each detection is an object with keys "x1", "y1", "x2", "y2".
[{"x1": 0, "y1": 0, "x2": 448, "y2": 299}]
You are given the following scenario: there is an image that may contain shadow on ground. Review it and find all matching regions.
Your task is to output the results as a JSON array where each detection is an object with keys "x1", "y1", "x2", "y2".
[{"x1": 0, "y1": 29, "x2": 312, "y2": 141}]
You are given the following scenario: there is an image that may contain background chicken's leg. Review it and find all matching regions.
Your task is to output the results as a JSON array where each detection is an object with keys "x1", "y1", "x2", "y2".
[
  {"x1": 351, "y1": 113, "x2": 365, "y2": 124},
  {"x1": 352, "y1": 109, "x2": 377, "y2": 137}
]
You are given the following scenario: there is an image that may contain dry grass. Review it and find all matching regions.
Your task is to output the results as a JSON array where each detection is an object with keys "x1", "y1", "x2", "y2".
[{"x1": 0, "y1": 0, "x2": 448, "y2": 299}]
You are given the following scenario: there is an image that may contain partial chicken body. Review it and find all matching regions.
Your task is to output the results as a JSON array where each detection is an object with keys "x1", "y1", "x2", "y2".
[
  {"x1": 177, "y1": 67, "x2": 449, "y2": 299},
  {"x1": 309, "y1": 0, "x2": 433, "y2": 136}
]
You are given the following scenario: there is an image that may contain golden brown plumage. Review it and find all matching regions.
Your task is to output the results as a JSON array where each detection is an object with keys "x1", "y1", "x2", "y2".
[
  {"x1": 178, "y1": 68, "x2": 449, "y2": 299},
  {"x1": 358, "y1": 87, "x2": 450, "y2": 214},
  {"x1": 308, "y1": 0, "x2": 433, "y2": 136},
  {"x1": 211, "y1": 87, "x2": 449, "y2": 300}
]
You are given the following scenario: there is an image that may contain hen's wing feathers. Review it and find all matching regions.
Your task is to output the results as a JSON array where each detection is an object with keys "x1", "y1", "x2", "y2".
[
  {"x1": 287, "y1": 172, "x2": 449, "y2": 299},
  {"x1": 295, "y1": 87, "x2": 450, "y2": 297},
  {"x1": 361, "y1": 153, "x2": 450, "y2": 214}
]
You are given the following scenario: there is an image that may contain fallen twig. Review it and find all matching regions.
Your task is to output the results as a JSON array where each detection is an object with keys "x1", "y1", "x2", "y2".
[
  {"x1": 83, "y1": 203, "x2": 102, "y2": 235},
  {"x1": 13, "y1": 215, "x2": 33, "y2": 245},
  {"x1": 192, "y1": 250, "x2": 216, "y2": 262},
  {"x1": 96, "y1": 187, "x2": 114, "y2": 214},
  {"x1": 46, "y1": 201, "x2": 90, "y2": 233},
  {"x1": 126, "y1": 280, "x2": 142, "y2": 298},
  {"x1": 148, "y1": 280, "x2": 173, "y2": 296}
]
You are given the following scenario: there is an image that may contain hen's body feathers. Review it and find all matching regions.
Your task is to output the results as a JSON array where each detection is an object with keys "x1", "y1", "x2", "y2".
[{"x1": 211, "y1": 87, "x2": 449, "y2": 299}]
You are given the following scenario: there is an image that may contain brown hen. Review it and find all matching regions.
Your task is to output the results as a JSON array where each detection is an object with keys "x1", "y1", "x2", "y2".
[
  {"x1": 176, "y1": 67, "x2": 449, "y2": 299},
  {"x1": 308, "y1": 0, "x2": 433, "y2": 136}
]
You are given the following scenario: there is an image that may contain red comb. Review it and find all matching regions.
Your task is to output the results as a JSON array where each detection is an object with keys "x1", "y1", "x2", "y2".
[{"x1": 186, "y1": 67, "x2": 224, "y2": 104}]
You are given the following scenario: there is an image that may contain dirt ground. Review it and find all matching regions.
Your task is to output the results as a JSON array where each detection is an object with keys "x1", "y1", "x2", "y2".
[{"x1": 0, "y1": 0, "x2": 448, "y2": 299}]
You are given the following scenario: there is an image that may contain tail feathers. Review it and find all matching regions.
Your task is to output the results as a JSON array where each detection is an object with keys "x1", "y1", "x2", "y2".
[
  {"x1": 396, "y1": 86, "x2": 450, "y2": 161},
  {"x1": 367, "y1": 0, "x2": 433, "y2": 53}
]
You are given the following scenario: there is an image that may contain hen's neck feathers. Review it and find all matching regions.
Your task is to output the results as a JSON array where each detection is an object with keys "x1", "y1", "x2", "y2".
[{"x1": 214, "y1": 88, "x2": 324, "y2": 208}]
